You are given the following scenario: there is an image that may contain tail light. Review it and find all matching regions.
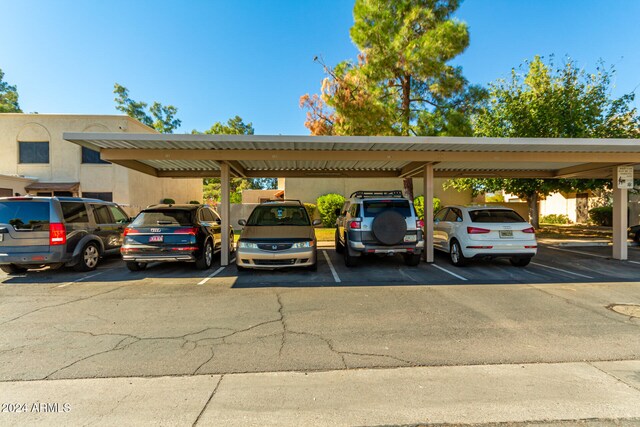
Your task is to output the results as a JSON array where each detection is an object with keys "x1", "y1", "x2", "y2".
[
  {"x1": 416, "y1": 219, "x2": 424, "y2": 229},
  {"x1": 467, "y1": 226, "x2": 490, "y2": 234},
  {"x1": 348, "y1": 221, "x2": 361, "y2": 230},
  {"x1": 123, "y1": 228, "x2": 139, "y2": 237},
  {"x1": 175, "y1": 227, "x2": 198, "y2": 235},
  {"x1": 49, "y1": 223, "x2": 66, "y2": 246},
  {"x1": 522, "y1": 227, "x2": 536, "y2": 234}
]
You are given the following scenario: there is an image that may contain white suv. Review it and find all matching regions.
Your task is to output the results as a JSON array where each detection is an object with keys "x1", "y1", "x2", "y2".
[{"x1": 433, "y1": 205, "x2": 537, "y2": 267}]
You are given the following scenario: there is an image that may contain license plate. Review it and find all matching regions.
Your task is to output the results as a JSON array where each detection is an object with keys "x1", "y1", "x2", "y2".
[
  {"x1": 499, "y1": 230, "x2": 513, "y2": 238},
  {"x1": 149, "y1": 235, "x2": 163, "y2": 242},
  {"x1": 403, "y1": 235, "x2": 417, "y2": 242}
]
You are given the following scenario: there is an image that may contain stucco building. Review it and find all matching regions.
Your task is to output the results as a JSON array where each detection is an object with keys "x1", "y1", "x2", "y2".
[{"x1": 0, "y1": 114, "x2": 202, "y2": 214}]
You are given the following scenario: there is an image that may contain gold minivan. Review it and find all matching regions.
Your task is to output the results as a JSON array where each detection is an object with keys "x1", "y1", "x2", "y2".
[{"x1": 236, "y1": 200, "x2": 321, "y2": 271}]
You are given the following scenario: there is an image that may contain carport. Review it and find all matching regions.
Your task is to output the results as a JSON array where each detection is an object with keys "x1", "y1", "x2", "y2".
[{"x1": 63, "y1": 133, "x2": 640, "y2": 266}]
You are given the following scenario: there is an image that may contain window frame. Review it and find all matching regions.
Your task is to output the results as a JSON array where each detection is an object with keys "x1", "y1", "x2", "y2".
[{"x1": 18, "y1": 141, "x2": 50, "y2": 164}]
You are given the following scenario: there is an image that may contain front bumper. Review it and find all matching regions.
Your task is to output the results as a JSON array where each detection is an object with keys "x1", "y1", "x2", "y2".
[{"x1": 236, "y1": 247, "x2": 316, "y2": 269}]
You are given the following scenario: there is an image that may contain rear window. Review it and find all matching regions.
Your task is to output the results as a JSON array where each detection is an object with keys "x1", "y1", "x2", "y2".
[
  {"x1": 0, "y1": 201, "x2": 50, "y2": 230},
  {"x1": 131, "y1": 210, "x2": 193, "y2": 227},
  {"x1": 363, "y1": 200, "x2": 412, "y2": 217},
  {"x1": 469, "y1": 209, "x2": 526, "y2": 223}
]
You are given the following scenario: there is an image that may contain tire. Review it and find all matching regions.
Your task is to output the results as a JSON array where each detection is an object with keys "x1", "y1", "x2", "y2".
[
  {"x1": 335, "y1": 229, "x2": 345, "y2": 254},
  {"x1": 307, "y1": 262, "x2": 318, "y2": 272},
  {"x1": 126, "y1": 261, "x2": 147, "y2": 272},
  {"x1": 0, "y1": 264, "x2": 28, "y2": 275},
  {"x1": 74, "y1": 242, "x2": 100, "y2": 272},
  {"x1": 510, "y1": 257, "x2": 531, "y2": 267},
  {"x1": 195, "y1": 240, "x2": 214, "y2": 270},
  {"x1": 371, "y1": 210, "x2": 407, "y2": 245},
  {"x1": 449, "y1": 240, "x2": 467, "y2": 267},
  {"x1": 404, "y1": 253, "x2": 421, "y2": 266},
  {"x1": 344, "y1": 243, "x2": 358, "y2": 267}
]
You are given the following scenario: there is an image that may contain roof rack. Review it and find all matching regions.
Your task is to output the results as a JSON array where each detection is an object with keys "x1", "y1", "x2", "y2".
[
  {"x1": 260, "y1": 199, "x2": 303, "y2": 205},
  {"x1": 350, "y1": 190, "x2": 404, "y2": 199}
]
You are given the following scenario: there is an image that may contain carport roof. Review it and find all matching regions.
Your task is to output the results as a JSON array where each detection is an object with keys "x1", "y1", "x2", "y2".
[{"x1": 63, "y1": 133, "x2": 640, "y2": 179}]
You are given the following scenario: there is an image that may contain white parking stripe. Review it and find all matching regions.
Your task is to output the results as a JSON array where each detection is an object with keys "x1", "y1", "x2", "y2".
[
  {"x1": 432, "y1": 264, "x2": 468, "y2": 281},
  {"x1": 530, "y1": 262, "x2": 594, "y2": 279},
  {"x1": 547, "y1": 246, "x2": 609, "y2": 259},
  {"x1": 197, "y1": 266, "x2": 226, "y2": 285},
  {"x1": 628, "y1": 260, "x2": 640, "y2": 265},
  {"x1": 57, "y1": 271, "x2": 105, "y2": 288},
  {"x1": 322, "y1": 250, "x2": 341, "y2": 283},
  {"x1": 230, "y1": 257, "x2": 236, "y2": 264}
]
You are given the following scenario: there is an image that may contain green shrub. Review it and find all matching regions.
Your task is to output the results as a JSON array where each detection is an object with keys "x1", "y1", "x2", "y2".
[
  {"x1": 304, "y1": 203, "x2": 317, "y2": 220},
  {"x1": 540, "y1": 214, "x2": 572, "y2": 224},
  {"x1": 188, "y1": 200, "x2": 200, "y2": 205},
  {"x1": 588, "y1": 206, "x2": 613, "y2": 226},
  {"x1": 413, "y1": 196, "x2": 442, "y2": 220},
  {"x1": 485, "y1": 193, "x2": 505, "y2": 203},
  {"x1": 317, "y1": 193, "x2": 345, "y2": 227},
  {"x1": 161, "y1": 198, "x2": 176, "y2": 204}
]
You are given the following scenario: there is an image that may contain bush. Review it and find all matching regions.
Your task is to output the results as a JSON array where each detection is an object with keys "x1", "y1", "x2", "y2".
[
  {"x1": 413, "y1": 196, "x2": 442, "y2": 220},
  {"x1": 304, "y1": 203, "x2": 317, "y2": 220},
  {"x1": 161, "y1": 198, "x2": 176, "y2": 204},
  {"x1": 316, "y1": 193, "x2": 345, "y2": 227},
  {"x1": 540, "y1": 214, "x2": 572, "y2": 224},
  {"x1": 188, "y1": 200, "x2": 200, "y2": 205},
  {"x1": 589, "y1": 206, "x2": 613, "y2": 226}
]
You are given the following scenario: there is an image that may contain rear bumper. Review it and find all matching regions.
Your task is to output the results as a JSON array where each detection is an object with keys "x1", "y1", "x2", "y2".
[
  {"x1": 0, "y1": 247, "x2": 68, "y2": 266},
  {"x1": 236, "y1": 247, "x2": 316, "y2": 269},
  {"x1": 348, "y1": 240, "x2": 423, "y2": 255},
  {"x1": 121, "y1": 246, "x2": 197, "y2": 263}
]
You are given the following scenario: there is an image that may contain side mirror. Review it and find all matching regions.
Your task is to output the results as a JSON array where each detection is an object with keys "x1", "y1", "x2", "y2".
[
  {"x1": 334, "y1": 208, "x2": 341, "y2": 216},
  {"x1": 238, "y1": 219, "x2": 247, "y2": 226},
  {"x1": 434, "y1": 219, "x2": 439, "y2": 224},
  {"x1": 312, "y1": 219, "x2": 322, "y2": 226},
  {"x1": 215, "y1": 218, "x2": 222, "y2": 224}
]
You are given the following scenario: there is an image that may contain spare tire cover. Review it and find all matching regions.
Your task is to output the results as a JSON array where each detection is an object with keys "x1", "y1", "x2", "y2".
[{"x1": 371, "y1": 210, "x2": 407, "y2": 245}]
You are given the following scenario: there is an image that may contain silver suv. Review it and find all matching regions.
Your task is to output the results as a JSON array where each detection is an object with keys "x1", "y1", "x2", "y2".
[{"x1": 335, "y1": 191, "x2": 424, "y2": 267}]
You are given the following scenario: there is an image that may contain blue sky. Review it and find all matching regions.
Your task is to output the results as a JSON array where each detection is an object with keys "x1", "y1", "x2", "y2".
[{"x1": 2, "y1": 0, "x2": 639, "y2": 135}]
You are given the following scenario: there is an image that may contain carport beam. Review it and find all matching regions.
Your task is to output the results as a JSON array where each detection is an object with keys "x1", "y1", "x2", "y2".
[
  {"x1": 423, "y1": 163, "x2": 434, "y2": 263},
  {"x1": 612, "y1": 166, "x2": 628, "y2": 260},
  {"x1": 221, "y1": 163, "x2": 231, "y2": 266}
]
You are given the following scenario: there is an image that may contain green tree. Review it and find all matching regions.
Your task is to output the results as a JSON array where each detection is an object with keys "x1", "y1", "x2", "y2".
[
  {"x1": 113, "y1": 83, "x2": 181, "y2": 133},
  {"x1": 301, "y1": 0, "x2": 485, "y2": 198},
  {"x1": 0, "y1": 68, "x2": 22, "y2": 113},
  {"x1": 447, "y1": 56, "x2": 640, "y2": 228}
]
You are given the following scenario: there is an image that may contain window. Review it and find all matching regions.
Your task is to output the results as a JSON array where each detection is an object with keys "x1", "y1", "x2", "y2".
[
  {"x1": 82, "y1": 192, "x2": 113, "y2": 202},
  {"x1": 19, "y1": 141, "x2": 49, "y2": 164},
  {"x1": 0, "y1": 188, "x2": 12, "y2": 197},
  {"x1": 0, "y1": 201, "x2": 50, "y2": 230},
  {"x1": 349, "y1": 204, "x2": 360, "y2": 217},
  {"x1": 82, "y1": 147, "x2": 110, "y2": 164},
  {"x1": 434, "y1": 209, "x2": 448, "y2": 222},
  {"x1": 199, "y1": 208, "x2": 215, "y2": 222},
  {"x1": 131, "y1": 210, "x2": 193, "y2": 227},
  {"x1": 363, "y1": 200, "x2": 412, "y2": 217},
  {"x1": 469, "y1": 209, "x2": 525, "y2": 223},
  {"x1": 61, "y1": 202, "x2": 89, "y2": 224},
  {"x1": 108, "y1": 206, "x2": 129, "y2": 224},
  {"x1": 91, "y1": 204, "x2": 112, "y2": 225},
  {"x1": 445, "y1": 208, "x2": 462, "y2": 222}
]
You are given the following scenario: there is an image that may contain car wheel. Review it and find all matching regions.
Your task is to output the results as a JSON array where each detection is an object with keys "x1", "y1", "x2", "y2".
[
  {"x1": 449, "y1": 240, "x2": 467, "y2": 267},
  {"x1": 510, "y1": 257, "x2": 531, "y2": 267},
  {"x1": 307, "y1": 262, "x2": 318, "y2": 271},
  {"x1": 335, "y1": 229, "x2": 345, "y2": 254},
  {"x1": 74, "y1": 242, "x2": 100, "y2": 272},
  {"x1": 343, "y1": 243, "x2": 358, "y2": 267},
  {"x1": 404, "y1": 253, "x2": 421, "y2": 266},
  {"x1": 196, "y1": 240, "x2": 214, "y2": 270},
  {"x1": 0, "y1": 264, "x2": 28, "y2": 275},
  {"x1": 126, "y1": 261, "x2": 147, "y2": 272},
  {"x1": 237, "y1": 264, "x2": 248, "y2": 272}
]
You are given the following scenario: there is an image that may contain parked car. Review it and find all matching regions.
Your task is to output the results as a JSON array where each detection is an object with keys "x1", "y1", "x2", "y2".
[
  {"x1": 335, "y1": 190, "x2": 424, "y2": 267},
  {"x1": 628, "y1": 225, "x2": 640, "y2": 243},
  {"x1": 121, "y1": 204, "x2": 233, "y2": 271},
  {"x1": 236, "y1": 200, "x2": 321, "y2": 271},
  {"x1": 433, "y1": 205, "x2": 537, "y2": 267},
  {"x1": 0, "y1": 196, "x2": 131, "y2": 274}
]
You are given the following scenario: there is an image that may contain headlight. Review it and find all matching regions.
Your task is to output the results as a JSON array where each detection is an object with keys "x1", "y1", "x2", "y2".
[
  {"x1": 292, "y1": 241, "x2": 314, "y2": 248},
  {"x1": 238, "y1": 241, "x2": 259, "y2": 249}
]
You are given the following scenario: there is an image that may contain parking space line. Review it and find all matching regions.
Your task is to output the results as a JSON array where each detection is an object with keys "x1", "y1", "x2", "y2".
[
  {"x1": 547, "y1": 246, "x2": 609, "y2": 259},
  {"x1": 530, "y1": 262, "x2": 594, "y2": 279},
  {"x1": 322, "y1": 250, "x2": 341, "y2": 283},
  {"x1": 56, "y1": 271, "x2": 105, "y2": 288},
  {"x1": 432, "y1": 263, "x2": 468, "y2": 281},
  {"x1": 628, "y1": 260, "x2": 640, "y2": 265},
  {"x1": 197, "y1": 266, "x2": 226, "y2": 285}
]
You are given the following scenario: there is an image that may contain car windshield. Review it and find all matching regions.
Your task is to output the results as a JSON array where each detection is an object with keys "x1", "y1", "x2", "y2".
[
  {"x1": 469, "y1": 209, "x2": 526, "y2": 223},
  {"x1": 247, "y1": 205, "x2": 310, "y2": 226},
  {"x1": 0, "y1": 201, "x2": 50, "y2": 231},
  {"x1": 363, "y1": 200, "x2": 412, "y2": 217},
  {"x1": 131, "y1": 210, "x2": 193, "y2": 227}
]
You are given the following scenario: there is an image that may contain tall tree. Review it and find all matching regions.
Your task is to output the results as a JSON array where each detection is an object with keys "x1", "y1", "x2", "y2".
[
  {"x1": 301, "y1": 0, "x2": 485, "y2": 198},
  {"x1": 113, "y1": 83, "x2": 181, "y2": 133},
  {"x1": 447, "y1": 56, "x2": 640, "y2": 227},
  {"x1": 0, "y1": 68, "x2": 22, "y2": 113}
]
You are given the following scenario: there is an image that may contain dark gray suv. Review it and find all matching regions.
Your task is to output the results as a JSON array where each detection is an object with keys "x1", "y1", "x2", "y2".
[{"x1": 0, "y1": 196, "x2": 131, "y2": 274}]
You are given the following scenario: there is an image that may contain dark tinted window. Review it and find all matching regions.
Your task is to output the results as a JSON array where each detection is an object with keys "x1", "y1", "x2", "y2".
[
  {"x1": 247, "y1": 206, "x2": 310, "y2": 226},
  {"x1": 0, "y1": 201, "x2": 50, "y2": 230},
  {"x1": 91, "y1": 204, "x2": 112, "y2": 225},
  {"x1": 109, "y1": 206, "x2": 129, "y2": 224},
  {"x1": 19, "y1": 142, "x2": 49, "y2": 164},
  {"x1": 349, "y1": 204, "x2": 360, "y2": 217},
  {"x1": 83, "y1": 192, "x2": 113, "y2": 202},
  {"x1": 131, "y1": 210, "x2": 193, "y2": 226},
  {"x1": 200, "y1": 208, "x2": 215, "y2": 222},
  {"x1": 434, "y1": 208, "x2": 448, "y2": 222},
  {"x1": 469, "y1": 209, "x2": 526, "y2": 223},
  {"x1": 445, "y1": 208, "x2": 462, "y2": 222},
  {"x1": 363, "y1": 200, "x2": 412, "y2": 217},
  {"x1": 82, "y1": 147, "x2": 110, "y2": 164},
  {"x1": 61, "y1": 202, "x2": 89, "y2": 224}
]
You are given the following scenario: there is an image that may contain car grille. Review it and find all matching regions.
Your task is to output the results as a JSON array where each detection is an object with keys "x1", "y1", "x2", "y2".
[
  {"x1": 253, "y1": 259, "x2": 297, "y2": 266},
  {"x1": 257, "y1": 243, "x2": 293, "y2": 251}
]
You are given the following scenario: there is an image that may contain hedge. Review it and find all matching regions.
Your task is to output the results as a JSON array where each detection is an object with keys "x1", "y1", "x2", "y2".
[
  {"x1": 316, "y1": 193, "x2": 345, "y2": 227},
  {"x1": 588, "y1": 206, "x2": 613, "y2": 226},
  {"x1": 413, "y1": 196, "x2": 442, "y2": 220}
]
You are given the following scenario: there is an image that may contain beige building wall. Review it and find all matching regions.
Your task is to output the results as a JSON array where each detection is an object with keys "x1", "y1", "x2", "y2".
[{"x1": 0, "y1": 175, "x2": 34, "y2": 196}]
